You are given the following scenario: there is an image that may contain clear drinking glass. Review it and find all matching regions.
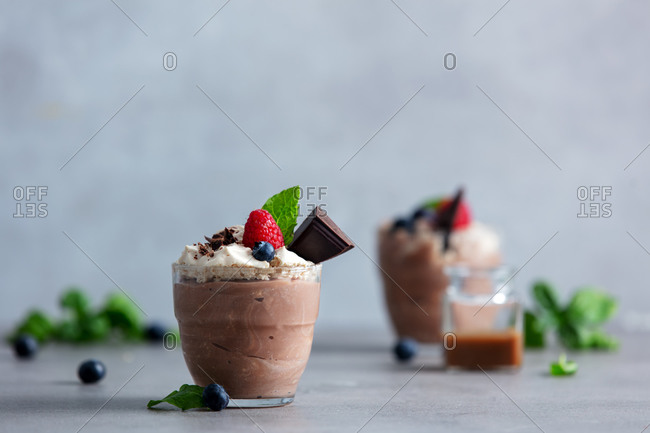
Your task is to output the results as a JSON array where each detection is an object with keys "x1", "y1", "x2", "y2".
[
  {"x1": 442, "y1": 266, "x2": 522, "y2": 369},
  {"x1": 172, "y1": 263, "x2": 322, "y2": 407}
]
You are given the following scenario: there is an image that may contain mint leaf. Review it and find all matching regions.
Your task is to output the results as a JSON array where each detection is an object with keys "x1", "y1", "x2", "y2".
[
  {"x1": 524, "y1": 310, "x2": 546, "y2": 348},
  {"x1": 587, "y1": 330, "x2": 619, "y2": 350},
  {"x1": 420, "y1": 197, "x2": 444, "y2": 211},
  {"x1": 8, "y1": 310, "x2": 55, "y2": 343},
  {"x1": 262, "y1": 185, "x2": 300, "y2": 244},
  {"x1": 61, "y1": 288, "x2": 91, "y2": 318},
  {"x1": 532, "y1": 281, "x2": 561, "y2": 315},
  {"x1": 566, "y1": 288, "x2": 617, "y2": 326},
  {"x1": 100, "y1": 293, "x2": 144, "y2": 340},
  {"x1": 550, "y1": 353, "x2": 578, "y2": 376},
  {"x1": 148, "y1": 384, "x2": 206, "y2": 410}
]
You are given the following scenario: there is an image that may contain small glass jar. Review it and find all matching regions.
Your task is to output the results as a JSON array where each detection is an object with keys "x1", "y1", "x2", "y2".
[{"x1": 442, "y1": 266, "x2": 522, "y2": 369}]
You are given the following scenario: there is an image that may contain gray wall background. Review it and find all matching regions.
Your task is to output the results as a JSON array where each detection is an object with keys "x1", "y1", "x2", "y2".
[{"x1": 2, "y1": 0, "x2": 650, "y2": 333}]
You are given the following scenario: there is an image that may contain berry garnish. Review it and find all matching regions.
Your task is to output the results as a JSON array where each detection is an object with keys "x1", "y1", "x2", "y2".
[
  {"x1": 202, "y1": 383, "x2": 230, "y2": 411},
  {"x1": 393, "y1": 338, "x2": 418, "y2": 362},
  {"x1": 391, "y1": 218, "x2": 413, "y2": 233},
  {"x1": 411, "y1": 208, "x2": 435, "y2": 222},
  {"x1": 78, "y1": 359, "x2": 106, "y2": 384},
  {"x1": 243, "y1": 209, "x2": 285, "y2": 249},
  {"x1": 145, "y1": 323, "x2": 167, "y2": 342},
  {"x1": 252, "y1": 241, "x2": 275, "y2": 262},
  {"x1": 13, "y1": 334, "x2": 38, "y2": 359},
  {"x1": 437, "y1": 198, "x2": 472, "y2": 229}
]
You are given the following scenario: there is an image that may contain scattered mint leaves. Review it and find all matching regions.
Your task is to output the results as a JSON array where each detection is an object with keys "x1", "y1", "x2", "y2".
[
  {"x1": 148, "y1": 384, "x2": 206, "y2": 411},
  {"x1": 550, "y1": 353, "x2": 578, "y2": 376},
  {"x1": 8, "y1": 287, "x2": 160, "y2": 345},
  {"x1": 262, "y1": 185, "x2": 300, "y2": 244},
  {"x1": 524, "y1": 281, "x2": 618, "y2": 350}
]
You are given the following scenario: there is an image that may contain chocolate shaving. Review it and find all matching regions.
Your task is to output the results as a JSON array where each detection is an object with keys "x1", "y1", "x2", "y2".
[
  {"x1": 204, "y1": 227, "x2": 237, "y2": 250},
  {"x1": 435, "y1": 188, "x2": 464, "y2": 251},
  {"x1": 197, "y1": 242, "x2": 211, "y2": 257}
]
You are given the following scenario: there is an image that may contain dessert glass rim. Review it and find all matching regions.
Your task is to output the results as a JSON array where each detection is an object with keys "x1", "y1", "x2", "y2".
[
  {"x1": 445, "y1": 264, "x2": 515, "y2": 297},
  {"x1": 172, "y1": 262, "x2": 322, "y2": 282},
  {"x1": 172, "y1": 262, "x2": 322, "y2": 270}
]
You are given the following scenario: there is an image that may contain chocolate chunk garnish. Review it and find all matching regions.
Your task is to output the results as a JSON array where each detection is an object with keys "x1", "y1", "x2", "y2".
[
  {"x1": 205, "y1": 227, "x2": 237, "y2": 250},
  {"x1": 288, "y1": 206, "x2": 354, "y2": 263},
  {"x1": 435, "y1": 188, "x2": 463, "y2": 251}
]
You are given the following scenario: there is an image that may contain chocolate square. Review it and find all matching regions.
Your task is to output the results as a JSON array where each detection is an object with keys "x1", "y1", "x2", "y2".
[{"x1": 288, "y1": 206, "x2": 354, "y2": 263}]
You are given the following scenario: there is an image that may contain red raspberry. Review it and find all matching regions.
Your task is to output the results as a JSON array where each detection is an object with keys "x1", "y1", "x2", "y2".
[
  {"x1": 438, "y1": 199, "x2": 472, "y2": 229},
  {"x1": 243, "y1": 209, "x2": 284, "y2": 249}
]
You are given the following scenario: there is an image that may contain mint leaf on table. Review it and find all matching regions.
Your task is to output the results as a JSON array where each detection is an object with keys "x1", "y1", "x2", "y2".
[
  {"x1": 100, "y1": 292, "x2": 144, "y2": 340},
  {"x1": 533, "y1": 281, "x2": 562, "y2": 315},
  {"x1": 524, "y1": 281, "x2": 618, "y2": 351},
  {"x1": 262, "y1": 185, "x2": 300, "y2": 244},
  {"x1": 7, "y1": 310, "x2": 55, "y2": 343},
  {"x1": 524, "y1": 311, "x2": 546, "y2": 348},
  {"x1": 587, "y1": 330, "x2": 619, "y2": 350},
  {"x1": 148, "y1": 384, "x2": 206, "y2": 411},
  {"x1": 550, "y1": 353, "x2": 578, "y2": 376},
  {"x1": 60, "y1": 288, "x2": 91, "y2": 318},
  {"x1": 565, "y1": 288, "x2": 617, "y2": 326}
]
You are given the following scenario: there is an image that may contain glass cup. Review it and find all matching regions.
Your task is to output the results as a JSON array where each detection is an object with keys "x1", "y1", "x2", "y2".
[
  {"x1": 442, "y1": 266, "x2": 522, "y2": 369},
  {"x1": 172, "y1": 263, "x2": 322, "y2": 407}
]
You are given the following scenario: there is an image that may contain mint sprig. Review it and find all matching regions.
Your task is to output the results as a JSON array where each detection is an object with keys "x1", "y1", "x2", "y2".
[
  {"x1": 421, "y1": 196, "x2": 444, "y2": 211},
  {"x1": 7, "y1": 287, "x2": 153, "y2": 344},
  {"x1": 550, "y1": 353, "x2": 578, "y2": 376},
  {"x1": 262, "y1": 185, "x2": 300, "y2": 244},
  {"x1": 524, "y1": 281, "x2": 618, "y2": 350},
  {"x1": 148, "y1": 384, "x2": 206, "y2": 411}
]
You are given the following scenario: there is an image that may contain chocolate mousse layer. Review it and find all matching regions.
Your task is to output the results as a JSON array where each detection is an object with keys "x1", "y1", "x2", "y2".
[
  {"x1": 173, "y1": 267, "x2": 321, "y2": 399},
  {"x1": 378, "y1": 222, "x2": 500, "y2": 343}
]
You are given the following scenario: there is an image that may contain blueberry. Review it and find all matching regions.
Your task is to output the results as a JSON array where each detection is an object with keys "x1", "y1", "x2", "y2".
[
  {"x1": 393, "y1": 338, "x2": 418, "y2": 362},
  {"x1": 78, "y1": 359, "x2": 106, "y2": 384},
  {"x1": 13, "y1": 334, "x2": 38, "y2": 359},
  {"x1": 412, "y1": 208, "x2": 434, "y2": 222},
  {"x1": 391, "y1": 218, "x2": 413, "y2": 233},
  {"x1": 202, "y1": 383, "x2": 230, "y2": 411},
  {"x1": 145, "y1": 323, "x2": 167, "y2": 342},
  {"x1": 252, "y1": 241, "x2": 275, "y2": 262}
]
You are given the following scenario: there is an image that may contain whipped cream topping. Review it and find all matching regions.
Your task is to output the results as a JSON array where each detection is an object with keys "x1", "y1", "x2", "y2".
[
  {"x1": 379, "y1": 219, "x2": 501, "y2": 268},
  {"x1": 448, "y1": 222, "x2": 500, "y2": 263},
  {"x1": 177, "y1": 243, "x2": 270, "y2": 268},
  {"x1": 175, "y1": 226, "x2": 315, "y2": 282}
]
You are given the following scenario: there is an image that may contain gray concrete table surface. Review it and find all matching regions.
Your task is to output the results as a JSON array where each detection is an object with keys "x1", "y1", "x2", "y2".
[{"x1": 1, "y1": 328, "x2": 647, "y2": 433}]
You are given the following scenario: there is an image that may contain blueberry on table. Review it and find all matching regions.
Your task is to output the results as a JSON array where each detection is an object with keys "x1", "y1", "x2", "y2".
[
  {"x1": 78, "y1": 359, "x2": 106, "y2": 384},
  {"x1": 13, "y1": 334, "x2": 38, "y2": 359},
  {"x1": 252, "y1": 241, "x2": 275, "y2": 262},
  {"x1": 145, "y1": 323, "x2": 167, "y2": 342},
  {"x1": 393, "y1": 338, "x2": 418, "y2": 362},
  {"x1": 202, "y1": 383, "x2": 230, "y2": 411}
]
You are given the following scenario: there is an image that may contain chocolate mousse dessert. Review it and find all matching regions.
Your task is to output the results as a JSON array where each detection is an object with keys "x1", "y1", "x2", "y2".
[
  {"x1": 173, "y1": 186, "x2": 353, "y2": 407},
  {"x1": 378, "y1": 189, "x2": 501, "y2": 343}
]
